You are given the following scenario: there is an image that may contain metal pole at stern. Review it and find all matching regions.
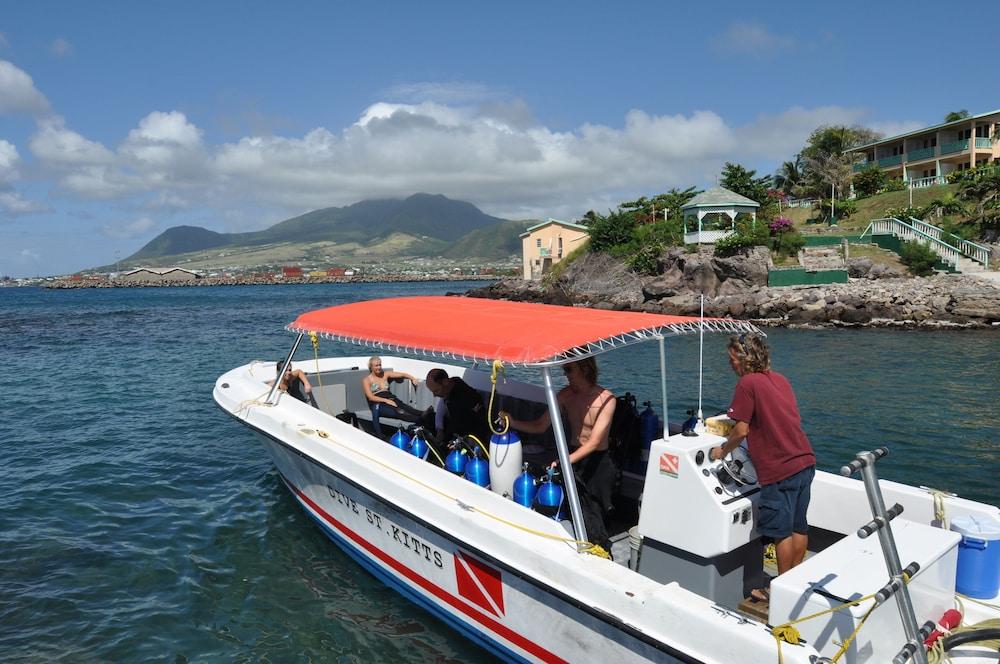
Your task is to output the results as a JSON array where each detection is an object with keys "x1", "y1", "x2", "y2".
[
  {"x1": 541, "y1": 366, "x2": 588, "y2": 548},
  {"x1": 265, "y1": 333, "x2": 305, "y2": 404}
]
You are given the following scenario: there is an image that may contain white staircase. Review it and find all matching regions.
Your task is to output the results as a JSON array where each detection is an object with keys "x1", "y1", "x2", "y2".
[{"x1": 860, "y1": 217, "x2": 991, "y2": 273}]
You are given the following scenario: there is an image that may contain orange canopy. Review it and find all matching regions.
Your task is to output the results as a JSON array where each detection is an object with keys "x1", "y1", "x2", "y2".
[{"x1": 289, "y1": 296, "x2": 758, "y2": 366}]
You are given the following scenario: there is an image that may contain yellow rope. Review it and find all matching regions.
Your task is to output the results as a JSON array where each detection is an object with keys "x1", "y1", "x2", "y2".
[
  {"x1": 467, "y1": 434, "x2": 490, "y2": 459},
  {"x1": 772, "y1": 574, "x2": 912, "y2": 664},
  {"x1": 488, "y1": 359, "x2": 509, "y2": 436},
  {"x1": 307, "y1": 426, "x2": 608, "y2": 556},
  {"x1": 309, "y1": 332, "x2": 323, "y2": 388}
]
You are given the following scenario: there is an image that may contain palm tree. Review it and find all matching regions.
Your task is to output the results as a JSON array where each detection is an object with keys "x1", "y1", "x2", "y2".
[
  {"x1": 773, "y1": 156, "x2": 804, "y2": 196},
  {"x1": 920, "y1": 193, "x2": 966, "y2": 220},
  {"x1": 944, "y1": 110, "x2": 970, "y2": 123}
]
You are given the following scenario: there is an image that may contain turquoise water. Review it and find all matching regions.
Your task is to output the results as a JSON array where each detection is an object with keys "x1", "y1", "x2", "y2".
[{"x1": 1, "y1": 283, "x2": 997, "y2": 661}]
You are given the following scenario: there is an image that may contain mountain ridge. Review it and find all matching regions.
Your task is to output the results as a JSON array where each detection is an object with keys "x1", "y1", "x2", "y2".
[{"x1": 123, "y1": 194, "x2": 529, "y2": 267}]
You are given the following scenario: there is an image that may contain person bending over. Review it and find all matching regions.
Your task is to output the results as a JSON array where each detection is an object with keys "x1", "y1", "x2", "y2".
[
  {"x1": 424, "y1": 368, "x2": 491, "y2": 446},
  {"x1": 501, "y1": 357, "x2": 616, "y2": 547},
  {"x1": 274, "y1": 360, "x2": 317, "y2": 407},
  {"x1": 710, "y1": 333, "x2": 816, "y2": 602},
  {"x1": 362, "y1": 356, "x2": 426, "y2": 438}
]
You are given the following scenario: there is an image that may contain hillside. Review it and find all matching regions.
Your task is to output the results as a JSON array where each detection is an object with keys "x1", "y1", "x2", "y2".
[
  {"x1": 781, "y1": 184, "x2": 961, "y2": 232},
  {"x1": 441, "y1": 219, "x2": 533, "y2": 259},
  {"x1": 122, "y1": 193, "x2": 515, "y2": 267}
]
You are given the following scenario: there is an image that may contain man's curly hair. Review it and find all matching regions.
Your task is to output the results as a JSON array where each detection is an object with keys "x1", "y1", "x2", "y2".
[{"x1": 728, "y1": 333, "x2": 771, "y2": 374}]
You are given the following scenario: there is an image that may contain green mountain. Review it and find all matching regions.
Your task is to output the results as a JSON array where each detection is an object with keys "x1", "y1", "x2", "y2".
[
  {"x1": 126, "y1": 193, "x2": 510, "y2": 262},
  {"x1": 442, "y1": 219, "x2": 532, "y2": 259}
]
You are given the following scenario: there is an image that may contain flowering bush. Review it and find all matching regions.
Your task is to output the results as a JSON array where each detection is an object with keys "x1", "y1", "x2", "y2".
[{"x1": 769, "y1": 217, "x2": 793, "y2": 235}]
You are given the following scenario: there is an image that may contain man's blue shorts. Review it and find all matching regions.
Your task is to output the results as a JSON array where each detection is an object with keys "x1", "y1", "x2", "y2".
[{"x1": 757, "y1": 465, "x2": 815, "y2": 540}]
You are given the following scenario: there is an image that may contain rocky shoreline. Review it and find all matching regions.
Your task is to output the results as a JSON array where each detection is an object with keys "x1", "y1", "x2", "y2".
[
  {"x1": 43, "y1": 274, "x2": 501, "y2": 289},
  {"x1": 467, "y1": 249, "x2": 1000, "y2": 329}
]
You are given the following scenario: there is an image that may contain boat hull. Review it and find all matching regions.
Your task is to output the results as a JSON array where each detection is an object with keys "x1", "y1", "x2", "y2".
[{"x1": 256, "y1": 430, "x2": 694, "y2": 663}]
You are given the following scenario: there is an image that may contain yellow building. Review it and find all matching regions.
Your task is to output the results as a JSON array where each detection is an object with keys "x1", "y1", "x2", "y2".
[
  {"x1": 519, "y1": 218, "x2": 589, "y2": 280},
  {"x1": 847, "y1": 109, "x2": 999, "y2": 189}
]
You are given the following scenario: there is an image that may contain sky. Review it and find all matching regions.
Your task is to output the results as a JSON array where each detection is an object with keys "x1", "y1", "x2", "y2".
[{"x1": 1, "y1": 1, "x2": 997, "y2": 277}]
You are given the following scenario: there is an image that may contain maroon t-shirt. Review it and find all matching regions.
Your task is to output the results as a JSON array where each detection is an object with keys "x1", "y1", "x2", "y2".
[{"x1": 728, "y1": 371, "x2": 815, "y2": 485}]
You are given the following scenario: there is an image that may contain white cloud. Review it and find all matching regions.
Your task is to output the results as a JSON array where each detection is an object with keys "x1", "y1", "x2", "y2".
[
  {"x1": 713, "y1": 22, "x2": 795, "y2": 57},
  {"x1": 29, "y1": 117, "x2": 115, "y2": 166},
  {"x1": 20, "y1": 248, "x2": 41, "y2": 261},
  {"x1": 10, "y1": 67, "x2": 914, "y2": 225},
  {"x1": 0, "y1": 139, "x2": 20, "y2": 183},
  {"x1": 0, "y1": 60, "x2": 50, "y2": 115},
  {"x1": 51, "y1": 38, "x2": 73, "y2": 58},
  {"x1": 0, "y1": 32, "x2": 9, "y2": 49},
  {"x1": 384, "y1": 81, "x2": 506, "y2": 105},
  {"x1": 0, "y1": 191, "x2": 47, "y2": 215},
  {"x1": 100, "y1": 216, "x2": 156, "y2": 238}
]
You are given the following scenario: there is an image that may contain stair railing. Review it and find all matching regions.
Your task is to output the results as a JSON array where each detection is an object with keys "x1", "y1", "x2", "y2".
[
  {"x1": 867, "y1": 217, "x2": 962, "y2": 268},
  {"x1": 908, "y1": 217, "x2": 990, "y2": 268}
]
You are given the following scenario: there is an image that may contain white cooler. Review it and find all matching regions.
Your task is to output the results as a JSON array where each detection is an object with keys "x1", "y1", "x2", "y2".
[{"x1": 769, "y1": 519, "x2": 959, "y2": 663}]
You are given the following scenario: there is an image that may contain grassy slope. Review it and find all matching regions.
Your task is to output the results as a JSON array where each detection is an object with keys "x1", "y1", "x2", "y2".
[{"x1": 781, "y1": 184, "x2": 961, "y2": 233}]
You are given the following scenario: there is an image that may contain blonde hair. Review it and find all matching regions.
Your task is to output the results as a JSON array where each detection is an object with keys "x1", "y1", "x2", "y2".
[
  {"x1": 367, "y1": 355, "x2": 382, "y2": 371},
  {"x1": 728, "y1": 333, "x2": 771, "y2": 374}
]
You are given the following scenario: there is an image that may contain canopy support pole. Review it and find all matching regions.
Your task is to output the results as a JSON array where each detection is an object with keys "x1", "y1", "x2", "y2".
[
  {"x1": 658, "y1": 336, "x2": 668, "y2": 439},
  {"x1": 541, "y1": 366, "x2": 588, "y2": 548},
  {"x1": 266, "y1": 333, "x2": 305, "y2": 404}
]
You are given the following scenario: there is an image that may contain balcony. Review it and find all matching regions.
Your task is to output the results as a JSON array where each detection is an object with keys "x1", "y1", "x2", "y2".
[
  {"x1": 877, "y1": 155, "x2": 902, "y2": 168},
  {"x1": 907, "y1": 147, "x2": 935, "y2": 161},
  {"x1": 975, "y1": 137, "x2": 993, "y2": 149},
  {"x1": 852, "y1": 161, "x2": 869, "y2": 173},
  {"x1": 539, "y1": 247, "x2": 551, "y2": 257},
  {"x1": 940, "y1": 139, "x2": 969, "y2": 155}
]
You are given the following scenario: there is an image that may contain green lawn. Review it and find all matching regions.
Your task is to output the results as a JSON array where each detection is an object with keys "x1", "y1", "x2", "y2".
[{"x1": 779, "y1": 183, "x2": 962, "y2": 234}]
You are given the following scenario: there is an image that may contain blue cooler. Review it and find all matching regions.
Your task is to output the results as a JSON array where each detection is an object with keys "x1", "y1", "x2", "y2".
[{"x1": 951, "y1": 515, "x2": 1000, "y2": 599}]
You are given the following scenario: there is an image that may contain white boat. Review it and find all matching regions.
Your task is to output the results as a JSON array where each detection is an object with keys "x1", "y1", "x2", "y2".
[{"x1": 214, "y1": 296, "x2": 1000, "y2": 663}]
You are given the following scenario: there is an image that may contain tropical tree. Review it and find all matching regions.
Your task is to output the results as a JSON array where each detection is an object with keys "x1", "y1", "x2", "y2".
[
  {"x1": 852, "y1": 164, "x2": 887, "y2": 198},
  {"x1": 799, "y1": 125, "x2": 882, "y2": 198},
  {"x1": 944, "y1": 110, "x2": 970, "y2": 123},
  {"x1": 773, "y1": 156, "x2": 804, "y2": 196},
  {"x1": 920, "y1": 193, "x2": 966, "y2": 220},
  {"x1": 955, "y1": 166, "x2": 1000, "y2": 228}
]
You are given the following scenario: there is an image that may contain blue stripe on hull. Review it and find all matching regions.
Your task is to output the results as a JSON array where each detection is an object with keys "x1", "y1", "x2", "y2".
[{"x1": 294, "y1": 492, "x2": 532, "y2": 664}]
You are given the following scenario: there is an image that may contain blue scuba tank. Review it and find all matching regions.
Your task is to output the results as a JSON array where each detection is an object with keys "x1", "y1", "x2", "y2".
[
  {"x1": 409, "y1": 429, "x2": 430, "y2": 460},
  {"x1": 639, "y1": 402, "x2": 659, "y2": 447},
  {"x1": 463, "y1": 447, "x2": 491, "y2": 488},
  {"x1": 511, "y1": 463, "x2": 538, "y2": 508},
  {"x1": 389, "y1": 428, "x2": 411, "y2": 452},
  {"x1": 534, "y1": 468, "x2": 566, "y2": 520},
  {"x1": 445, "y1": 444, "x2": 468, "y2": 475}
]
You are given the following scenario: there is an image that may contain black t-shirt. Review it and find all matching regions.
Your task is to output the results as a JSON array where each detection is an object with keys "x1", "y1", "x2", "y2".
[{"x1": 444, "y1": 378, "x2": 491, "y2": 443}]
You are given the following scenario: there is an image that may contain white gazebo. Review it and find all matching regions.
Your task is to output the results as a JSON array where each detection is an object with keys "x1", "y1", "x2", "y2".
[{"x1": 681, "y1": 186, "x2": 759, "y2": 244}]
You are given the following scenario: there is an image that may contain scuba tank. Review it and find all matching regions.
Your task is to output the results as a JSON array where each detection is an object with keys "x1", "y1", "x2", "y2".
[
  {"x1": 511, "y1": 463, "x2": 538, "y2": 508},
  {"x1": 681, "y1": 408, "x2": 699, "y2": 436},
  {"x1": 444, "y1": 438, "x2": 469, "y2": 475},
  {"x1": 389, "y1": 427, "x2": 411, "y2": 452},
  {"x1": 463, "y1": 445, "x2": 491, "y2": 488},
  {"x1": 534, "y1": 467, "x2": 566, "y2": 520},
  {"x1": 488, "y1": 429, "x2": 522, "y2": 498},
  {"x1": 638, "y1": 402, "x2": 660, "y2": 472},
  {"x1": 409, "y1": 428, "x2": 430, "y2": 461}
]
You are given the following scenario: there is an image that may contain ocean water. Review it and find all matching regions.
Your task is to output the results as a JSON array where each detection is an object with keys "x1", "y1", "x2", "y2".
[{"x1": 0, "y1": 282, "x2": 997, "y2": 662}]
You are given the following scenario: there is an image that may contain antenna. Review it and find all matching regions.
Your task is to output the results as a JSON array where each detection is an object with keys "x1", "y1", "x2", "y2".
[{"x1": 696, "y1": 293, "x2": 705, "y2": 432}]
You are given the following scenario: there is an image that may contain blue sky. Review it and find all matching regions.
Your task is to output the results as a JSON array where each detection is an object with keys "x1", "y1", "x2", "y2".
[{"x1": 1, "y1": 0, "x2": 997, "y2": 277}]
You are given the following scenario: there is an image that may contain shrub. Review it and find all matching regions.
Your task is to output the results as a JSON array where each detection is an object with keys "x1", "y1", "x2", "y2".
[
  {"x1": 769, "y1": 217, "x2": 793, "y2": 235},
  {"x1": 587, "y1": 210, "x2": 637, "y2": 254},
  {"x1": 883, "y1": 178, "x2": 907, "y2": 192},
  {"x1": 714, "y1": 232, "x2": 759, "y2": 256},
  {"x1": 853, "y1": 165, "x2": 886, "y2": 198},
  {"x1": 776, "y1": 228, "x2": 806, "y2": 257},
  {"x1": 898, "y1": 239, "x2": 940, "y2": 276}
]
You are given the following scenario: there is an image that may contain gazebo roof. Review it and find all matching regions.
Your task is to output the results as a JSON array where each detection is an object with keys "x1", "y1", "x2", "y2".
[{"x1": 681, "y1": 186, "x2": 760, "y2": 210}]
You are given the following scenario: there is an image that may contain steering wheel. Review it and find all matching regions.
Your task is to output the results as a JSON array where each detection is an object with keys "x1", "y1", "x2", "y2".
[{"x1": 717, "y1": 442, "x2": 758, "y2": 487}]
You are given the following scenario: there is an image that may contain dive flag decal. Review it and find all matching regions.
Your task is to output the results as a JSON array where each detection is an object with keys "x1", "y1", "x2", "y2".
[{"x1": 454, "y1": 551, "x2": 505, "y2": 618}]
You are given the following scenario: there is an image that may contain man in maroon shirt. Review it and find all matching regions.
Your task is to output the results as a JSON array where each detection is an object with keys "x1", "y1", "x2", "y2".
[{"x1": 710, "y1": 333, "x2": 815, "y2": 601}]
